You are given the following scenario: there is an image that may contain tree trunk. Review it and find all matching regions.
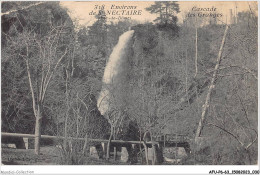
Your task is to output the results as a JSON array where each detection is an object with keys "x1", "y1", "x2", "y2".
[
  {"x1": 34, "y1": 116, "x2": 42, "y2": 155},
  {"x1": 113, "y1": 147, "x2": 117, "y2": 160},
  {"x1": 1, "y1": 2, "x2": 46, "y2": 16},
  {"x1": 82, "y1": 133, "x2": 88, "y2": 155},
  {"x1": 106, "y1": 127, "x2": 113, "y2": 160},
  {"x1": 64, "y1": 71, "x2": 70, "y2": 151},
  {"x1": 64, "y1": 116, "x2": 68, "y2": 149},
  {"x1": 142, "y1": 142, "x2": 149, "y2": 165},
  {"x1": 152, "y1": 143, "x2": 157, "y2": 165},
  {"x1": 195, "y1": 25, "x2": 229, "y2": 139},
  {"x1": 113, "y1": 128, "x2": 116, "y2": 160},
  {"x1": 139, "y1": 130, "x2": 142, "y2": 163},
  {"x1": 194, "y1": 24, "x2": 198, "y2": 78},
  {"x1": 150, "y1": 130, "x2": 156, "y2": 165}
]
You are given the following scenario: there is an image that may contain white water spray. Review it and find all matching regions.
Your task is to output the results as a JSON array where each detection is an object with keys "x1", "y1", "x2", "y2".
[{"x1": 97, "y1": 30, "x2": 134, "y2": 115}]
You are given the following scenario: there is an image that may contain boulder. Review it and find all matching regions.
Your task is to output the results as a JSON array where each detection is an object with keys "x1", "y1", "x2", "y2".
[{"x1": 90, "y1": 146, "x2": 99, "y2": 159}]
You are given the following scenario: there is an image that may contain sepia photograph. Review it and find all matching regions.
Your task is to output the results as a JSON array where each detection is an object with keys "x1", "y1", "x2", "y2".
[{"x1": 1, "y1": 0, "x2": 258, "y2": 174}]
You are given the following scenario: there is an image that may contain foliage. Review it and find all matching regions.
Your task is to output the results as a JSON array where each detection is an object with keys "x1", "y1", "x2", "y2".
[
  {"x1": 125, "y1": 11, "x2": 257, "y2": 164},
  {"x1": 1, "y1": 1, "x2": 257, "y2": 165},
  {"x1": 1, "y1": 2, "x2": 74, "y2": 135},
  {"x1": 145, "y1": 1, "x2": 180, "y2": 25},
  {"x1": 145, "y1": 1, "x2": 180, "y2": 38}
]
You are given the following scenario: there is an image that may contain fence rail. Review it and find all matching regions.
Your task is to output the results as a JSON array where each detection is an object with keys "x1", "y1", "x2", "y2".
[
  {"x1": 1, "y1": 132, "x2": 157, "y2": 145},
  {"x1": 2, "y1": 132, "x2": 190, "y2": 147}
]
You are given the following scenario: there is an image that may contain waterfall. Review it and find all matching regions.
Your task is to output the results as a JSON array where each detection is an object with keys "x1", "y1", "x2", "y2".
[{"x1": 97, "y1": 30, "x2": 134, "y2": 115}]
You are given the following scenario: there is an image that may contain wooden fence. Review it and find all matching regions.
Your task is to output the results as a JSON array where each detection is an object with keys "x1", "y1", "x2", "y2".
[{"x1": 1, "y1": 132, "x2": 155, "y2": 145}]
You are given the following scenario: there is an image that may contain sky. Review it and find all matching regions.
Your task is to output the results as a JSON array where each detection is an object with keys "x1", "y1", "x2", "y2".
[{"x1": 60, "y1": 1, "x2": 258, "y2": 27}]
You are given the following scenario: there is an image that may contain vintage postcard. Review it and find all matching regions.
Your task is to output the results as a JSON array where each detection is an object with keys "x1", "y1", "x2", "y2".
[{"x1": 1, "y1": 0, "x2": 258, "y2": 174}]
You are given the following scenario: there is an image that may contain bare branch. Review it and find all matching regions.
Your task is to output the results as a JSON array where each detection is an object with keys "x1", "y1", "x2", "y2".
[
  {"x1": 1, "y1": 2, "x2": 46, "y2": 16},
  {"x1": 206, "y1": 65, "x2": 257, "y2": 80},
  {"x1": 195, "y1": 25, "x2": 229, "y2": 139},
  {"x1": 41, "y1": 48, "x2": 68, "y2": 101},
  {"x1": 207, "y1": 123, "x2": 244, "y2": 147},
  {"x1": 24, "y1": 44, "x2": 37, "y2": 118},
  {"x1": 245, "y1": 129, "x2": 258, "y2": 150}
]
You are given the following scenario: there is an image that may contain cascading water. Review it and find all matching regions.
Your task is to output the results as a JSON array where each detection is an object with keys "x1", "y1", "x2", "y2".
[{"x1": 97, "y1": 30, "x2": 134, "y2": 115}]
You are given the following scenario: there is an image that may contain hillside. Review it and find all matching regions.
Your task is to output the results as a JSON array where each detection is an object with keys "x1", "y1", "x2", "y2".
[{"x1": 1, "y1": 1, "x2": 257, "y2": 166}]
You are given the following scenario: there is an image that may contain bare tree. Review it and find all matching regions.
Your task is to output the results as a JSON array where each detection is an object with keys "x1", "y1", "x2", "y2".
[
  {"x1": 195, "y1": 25, "x2": 229, "y2": 140},
  {"x1": 2, "y1": 2, "x2": 74, "y2": 154}
]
